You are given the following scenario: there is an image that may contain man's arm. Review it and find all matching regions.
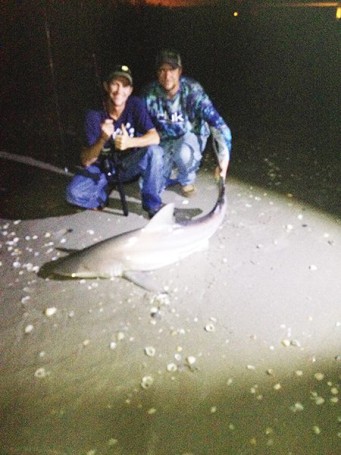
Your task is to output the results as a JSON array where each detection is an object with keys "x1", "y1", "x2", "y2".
[
  {"x1": 80, "y1": 119, "x2": 113, "y2": 167},
  {"x1": 114, "y1": 124, "x2": 160, "y2": 151},
  {"x1": 195, "y1": 90, "x2": 232, "y2": 180},
  {"x1": 210, "y1": 126, "x2": 231, "y2": 180}
]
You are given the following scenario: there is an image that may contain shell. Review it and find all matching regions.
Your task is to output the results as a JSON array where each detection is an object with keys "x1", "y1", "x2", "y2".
[
  {"x1": 144, "y1": 346, "x2": 156, "y2": 357},
  {"x1": 166, "y1": 363, "x2": 178, "y2": 372},
  {"x1": 141, "y1": 375, "x2": 154, "y2": 389},
  {"x1": 44, "y1": 307, "x2": 57, "y2": 317},
  {"x1": 24, "y1": 324, "x2": 34, "y2": 334},
  {"x1": 205, "y1": 323, "x2": 215, "y2": 332},
  {"x1": 34, "y1": 367, "x2": 47, "y2": 378},
  {"x1": 186, "y1": 356, "x2": 196, "y2": 365}
]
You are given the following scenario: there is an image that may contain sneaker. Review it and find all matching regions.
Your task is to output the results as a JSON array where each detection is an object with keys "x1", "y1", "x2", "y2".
[
  {"x1": 181, "y1": 184, "x2": 196, "y2": 196},
  {"x1": 90, "y1": 201, "x2": 107, "y2": 211},
  {"x1": 90, "y1": 204, "x2": 105, "y2": 211}
]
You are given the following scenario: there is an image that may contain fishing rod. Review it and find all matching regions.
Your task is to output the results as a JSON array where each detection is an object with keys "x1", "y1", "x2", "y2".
[{"x1": 44, "y1": 3, "x2": 65, "y2": 156}]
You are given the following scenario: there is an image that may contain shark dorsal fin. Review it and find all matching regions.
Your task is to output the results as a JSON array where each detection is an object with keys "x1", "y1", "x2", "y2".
[{"x1": 144, "y1": 203, "x2": 175, "y2": 231}]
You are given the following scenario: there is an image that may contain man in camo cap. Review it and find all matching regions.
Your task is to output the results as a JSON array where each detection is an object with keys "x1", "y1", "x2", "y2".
[{"x1": 142, "y1": 49, "x2": 232, "y2": 196}]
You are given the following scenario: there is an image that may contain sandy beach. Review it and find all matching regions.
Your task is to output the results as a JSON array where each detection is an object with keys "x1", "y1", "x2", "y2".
[
  {"x1": 1, "y1": 142, "x2": 341, "y2": 454},
  {"x1": 1, "y1": 2, "x2": 340, "y2": 453}
]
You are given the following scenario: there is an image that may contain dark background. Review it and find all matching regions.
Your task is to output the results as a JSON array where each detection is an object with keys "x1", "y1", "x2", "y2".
[{"x1": 0, "y1": 0, "x2": 340, "y2": 217}]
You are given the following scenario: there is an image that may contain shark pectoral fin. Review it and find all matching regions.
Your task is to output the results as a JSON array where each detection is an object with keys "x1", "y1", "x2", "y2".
[
  {"x1": 123, "y1": 271, "x2": 167, "y2": 293},
  {"x1": 55, "y1": 247, "x2": 80, "y2": 253}
]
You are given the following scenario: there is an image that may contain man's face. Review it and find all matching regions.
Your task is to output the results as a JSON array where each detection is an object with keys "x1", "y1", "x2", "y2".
[
  {"x1": 157, "y1": 64, "x2": 182, "y2": 96},
  {"x1": 104, "y1": 77, "x2": 132, "y2": 108}
]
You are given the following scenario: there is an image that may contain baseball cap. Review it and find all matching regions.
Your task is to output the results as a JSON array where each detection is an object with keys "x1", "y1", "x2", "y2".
[
  {"x1": 156, "y1": 49, "x2": 182, "y2": 69},
  {"x1": 105, "y1": 65, "x2": 133, "y2": 85}
]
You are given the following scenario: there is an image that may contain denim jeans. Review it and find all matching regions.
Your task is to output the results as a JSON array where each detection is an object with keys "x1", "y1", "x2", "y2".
[
  {"x1": 161, "y1": 132, "x2": 208, "y2": 187},
  {"x1": 66, "y1": 145, "x2": 164, "y2": 212}
]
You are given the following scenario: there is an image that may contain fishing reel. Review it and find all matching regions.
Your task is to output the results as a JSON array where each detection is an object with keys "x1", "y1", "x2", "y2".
[
  {"x1": 101, "y1": 157, "x2": 114, "y2": 178},
  {"x1": 100, "y1": 146, "x2": 116, "y2": 178},
  {"x1": 100, "y1": 145, "x2": 126, "y2": 181},
  {"x1": 99, "y1": 145, "x2": 129, "y2": 216}
]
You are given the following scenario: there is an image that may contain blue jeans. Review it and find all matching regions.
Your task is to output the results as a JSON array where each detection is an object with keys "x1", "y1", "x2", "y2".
[
  {"x1": 66, "y1": 145, "x2": 164, "y2": 212},
  {"x1": 161, "y1": 132, "x2": 208, "y2": 187}
]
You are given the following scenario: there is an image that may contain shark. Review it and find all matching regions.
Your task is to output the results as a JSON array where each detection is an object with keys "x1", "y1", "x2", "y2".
[{"x1": 47, "y1": 177, "x2": 226, "y2": 291}]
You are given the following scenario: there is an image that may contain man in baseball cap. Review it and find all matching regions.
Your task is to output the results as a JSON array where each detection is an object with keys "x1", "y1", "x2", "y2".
[
  {"x1": 142, "y1": 48, "x2": 232, "y2": 196},
  {"x1": 105, "y1": 64, "x2": 133, "y2": 86},
  {"x1": 155, "y1": 49, "x2": 182, "y2": 70},
  {"x1": 66, "y1": 64, "x2": 164, "y2": 218}
]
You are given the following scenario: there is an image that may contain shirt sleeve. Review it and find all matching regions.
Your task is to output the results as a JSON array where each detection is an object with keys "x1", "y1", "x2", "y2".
[
  {"x1": 192, "y1": 87, "x2": 232, "y2": 162},
  {"x1": 140, "y1": 84, "x2": 165, "y2": 134},
  {"x1": 132, "y1": 97, "x2": 156, "y2": 135},
  {"x1": 84, "y1": 110, "x2": 107, "y2": 146}
]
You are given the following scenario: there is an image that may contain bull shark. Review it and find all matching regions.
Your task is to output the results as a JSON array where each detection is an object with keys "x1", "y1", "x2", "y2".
[{"x1": 46, "y1": 177, "x2": 226, "y2": 291}]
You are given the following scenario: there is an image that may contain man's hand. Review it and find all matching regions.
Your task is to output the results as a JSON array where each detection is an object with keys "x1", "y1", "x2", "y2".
[
  {"x1": 80, "y1": 119, "x2": 113, "y2": 167},
  {"x1": 115, "y1": 124, "x2": 131, "y2": 151},
  {"x1": 215, "y1": 158, "x2": 229, "y2": 181},
  {"x1": 101, "y1": 119, "x2": 114, "y2": 141}
]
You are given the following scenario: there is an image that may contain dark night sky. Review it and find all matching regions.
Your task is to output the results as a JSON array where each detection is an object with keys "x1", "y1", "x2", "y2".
[
  {"x1": 0, "y1": 1, "x2": 340, "y2": 164},
  {"x1": 0, "y1": 1, "x2": 340, "y2": 220}
]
